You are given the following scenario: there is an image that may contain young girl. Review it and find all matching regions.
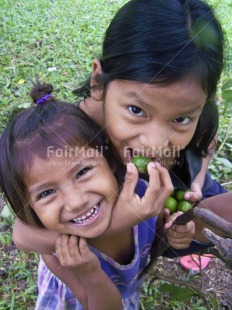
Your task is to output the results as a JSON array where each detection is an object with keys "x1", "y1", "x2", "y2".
[
  {"x1": 76, "y1": 0, "x2": 227, "y2": 202},
  {"x1": 0, "y1": 81, "x2": 197, "y2": 309},
  {"x1": 76, "y1": 0, "x2": 230, "y2": 225}
]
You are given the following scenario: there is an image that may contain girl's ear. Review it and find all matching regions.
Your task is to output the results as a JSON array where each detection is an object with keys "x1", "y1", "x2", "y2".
[{"x1": 90, "y1": 59, "x2": 104, "y2": 101}]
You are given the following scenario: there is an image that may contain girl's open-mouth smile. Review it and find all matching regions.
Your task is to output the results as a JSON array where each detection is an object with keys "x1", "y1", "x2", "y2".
[{"x1": 71, "y1": 204, "x2": 101, "y2": 226}]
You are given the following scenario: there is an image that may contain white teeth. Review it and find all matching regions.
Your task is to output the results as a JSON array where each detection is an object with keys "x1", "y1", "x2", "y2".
[{"x1": 72, "y1": 205, "x2": 100, "y2": 225}]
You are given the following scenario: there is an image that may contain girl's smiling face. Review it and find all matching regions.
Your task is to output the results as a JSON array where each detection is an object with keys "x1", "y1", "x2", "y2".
[
  {"x1": 103, "y1": 78, "x2": 207, "y2": 168},
  {"x1": 25, "y1": 149, "x2": 118, "y2": 239}
]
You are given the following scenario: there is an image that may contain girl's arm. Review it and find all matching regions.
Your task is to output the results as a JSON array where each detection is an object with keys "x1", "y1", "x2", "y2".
[
  {"x1": 12, "y1": 218, "x2": 57, "y2": 253},
  {"x1": 185, "y1": 135, "x2": 218, "y2": 202},
  {"x1": 41, "y1": 254, "x2": 88, "y2": 307},
  {"x1": 46, "y1": 235, "x2": 122, "y2": 310}
]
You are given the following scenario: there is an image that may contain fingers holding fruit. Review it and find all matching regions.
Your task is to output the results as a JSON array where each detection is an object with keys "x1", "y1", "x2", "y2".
[
  {"x1": 184, "y1": 182, "x2": 202, "y2": 202},
  {"x1": 121, "y1": 162, "x2": 139, "y2": 198},
  {"x1": 140, "y1": 162, "x2": 172, "y2": 217},
  {"x1": 164, "y1": 189, "x2": 193, "y2": 214},
  {"x1": 163, "y1": 209, "x2": 183, "y2": 230},
  {"x1": 131, "y1": 156, "x2": 173, "y2": 217},
  {"x1": 146, "y1": 161, "x2": 173, "y2": 197},
  {"x1": 131, "y1": 156, "x2": 173, "y2": 194},
  {"x1": 164, "y1": 192, "x2": 196, "y2": 250}
]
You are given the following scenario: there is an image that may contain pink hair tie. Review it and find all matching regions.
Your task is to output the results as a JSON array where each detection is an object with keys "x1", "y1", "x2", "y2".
[{"x1": 36, "y1": 94, "x2": 52, "y2": 105}]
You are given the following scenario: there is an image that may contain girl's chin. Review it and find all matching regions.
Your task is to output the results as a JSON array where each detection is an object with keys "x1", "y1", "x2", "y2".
[{"x1": 70, "y1": 221, "x2": 110, "y2": 239}]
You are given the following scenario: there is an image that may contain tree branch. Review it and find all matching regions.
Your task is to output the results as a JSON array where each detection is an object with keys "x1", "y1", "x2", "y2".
[{"x1": 140, "y1": 207, "x2": 232, "y2": 278}]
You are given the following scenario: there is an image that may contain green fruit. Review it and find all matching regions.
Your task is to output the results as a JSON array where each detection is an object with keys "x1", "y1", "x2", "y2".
[
  {"x1": 176, "y1": 190, "x2": 187, "y2": 201},
  {"x1": 164, "y1": 197, "x2": 178, "y2": 214},
  {"x1": 131, "y1": 156, "x2": 151, "y2": 173},
  {"x1": 177, "y1": 201, "x2": 192, "y2": 213}
]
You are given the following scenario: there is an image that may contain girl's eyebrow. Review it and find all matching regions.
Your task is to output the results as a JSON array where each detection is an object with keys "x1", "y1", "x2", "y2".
[
  {"x1": 176, "y1": 103, "x2": 205, "y2": 115},
  {"x1": 122, "y1": 91, "x2": 150, "y2": 109},
  {"x1": 29, "y1": 182, "x2": 53, "y2": 196}
]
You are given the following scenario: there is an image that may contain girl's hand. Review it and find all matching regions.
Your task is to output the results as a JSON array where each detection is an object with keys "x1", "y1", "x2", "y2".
[
  {"x1": 105, "y1": 162, "x2": 173, "y2": 235},
  {"x1": 55, "y1": 234, "x2": 101, "y2": 277},
  {"x1": 164, "y1": 209, "x2": 195, "y2": 249},
  {"x1": 54, "y1": 234, "x2": 123, "y2": 309},
  {"x1": 121, "y1": 162, "x2": 173, "y2": 218},
  {"x1": 184, "y1": 182, "x2": 202, "y2": 202}
]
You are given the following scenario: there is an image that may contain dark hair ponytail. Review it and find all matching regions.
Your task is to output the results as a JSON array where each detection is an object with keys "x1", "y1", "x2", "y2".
[{"x1": 30, "y1": 80, "x2": 53, "y2": 104}]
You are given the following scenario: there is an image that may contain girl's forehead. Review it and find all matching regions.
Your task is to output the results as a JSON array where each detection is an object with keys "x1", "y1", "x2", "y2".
[
  {"x1": 46, "y1": 145, "x2": 101, "y2": 158},
  {"x1": 24, "y1": 148, "x2": 105, "y2": 186},
  {"x1": 105, "y1": 78, "x2": 207, "y2": 107},
  {"x1": 23, "y1": 146, "x2": 103, "y2": 174}
]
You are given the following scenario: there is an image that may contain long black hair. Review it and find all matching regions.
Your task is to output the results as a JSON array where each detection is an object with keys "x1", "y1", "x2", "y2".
[{"x1": 75, "y1": 0, "x2": 224, "y2": 156}]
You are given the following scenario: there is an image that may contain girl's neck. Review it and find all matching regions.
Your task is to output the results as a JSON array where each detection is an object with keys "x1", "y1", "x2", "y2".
[{"x1": 88, "y1": 228, "x2": 134, "y2": 265}]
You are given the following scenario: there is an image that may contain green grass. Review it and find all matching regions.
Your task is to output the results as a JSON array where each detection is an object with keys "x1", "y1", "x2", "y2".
[
  {"x1": 0, "y1": 0, "x2": 126, "y2": 123},
  {"x1": 0, "y1": 0, "x2": 231, "y2": 309}
]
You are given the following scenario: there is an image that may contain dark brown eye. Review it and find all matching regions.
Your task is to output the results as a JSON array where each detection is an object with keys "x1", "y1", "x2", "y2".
[
  {"x1": 38, "y1": 189, "x2": 55, "y2": 200},
  {"x1": 76, "y1": 167, "x2": 91, "y2": 180},
  {"x1": 128, "y1": 105, "x2": 144, "y2": 116},
  {"x1": 173, "y1": 116, "x2": 190, "y2": 125}
]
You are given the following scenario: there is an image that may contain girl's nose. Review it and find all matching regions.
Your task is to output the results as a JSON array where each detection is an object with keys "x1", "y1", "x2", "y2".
[
  {"x1": 139, "y1": 129, "x2": 169, "y2": 153},
  {"x1": 64, "y1": 190, "x2": 89, "y2": 212}
]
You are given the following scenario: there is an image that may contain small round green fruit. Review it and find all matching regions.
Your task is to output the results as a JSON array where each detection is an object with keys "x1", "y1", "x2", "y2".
[
  {"x1": 176, "y1": 190, "x2": 187, "y2": 201},
  {"x1": 164, "y1": 197, "x2": 178, "y2": 214},
  {"x1": 131, "y1": 156, "x2": 151, "y2": 173},
  {"x1": 177, "y1": 201, "x2": 192, "y2": 213}
]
